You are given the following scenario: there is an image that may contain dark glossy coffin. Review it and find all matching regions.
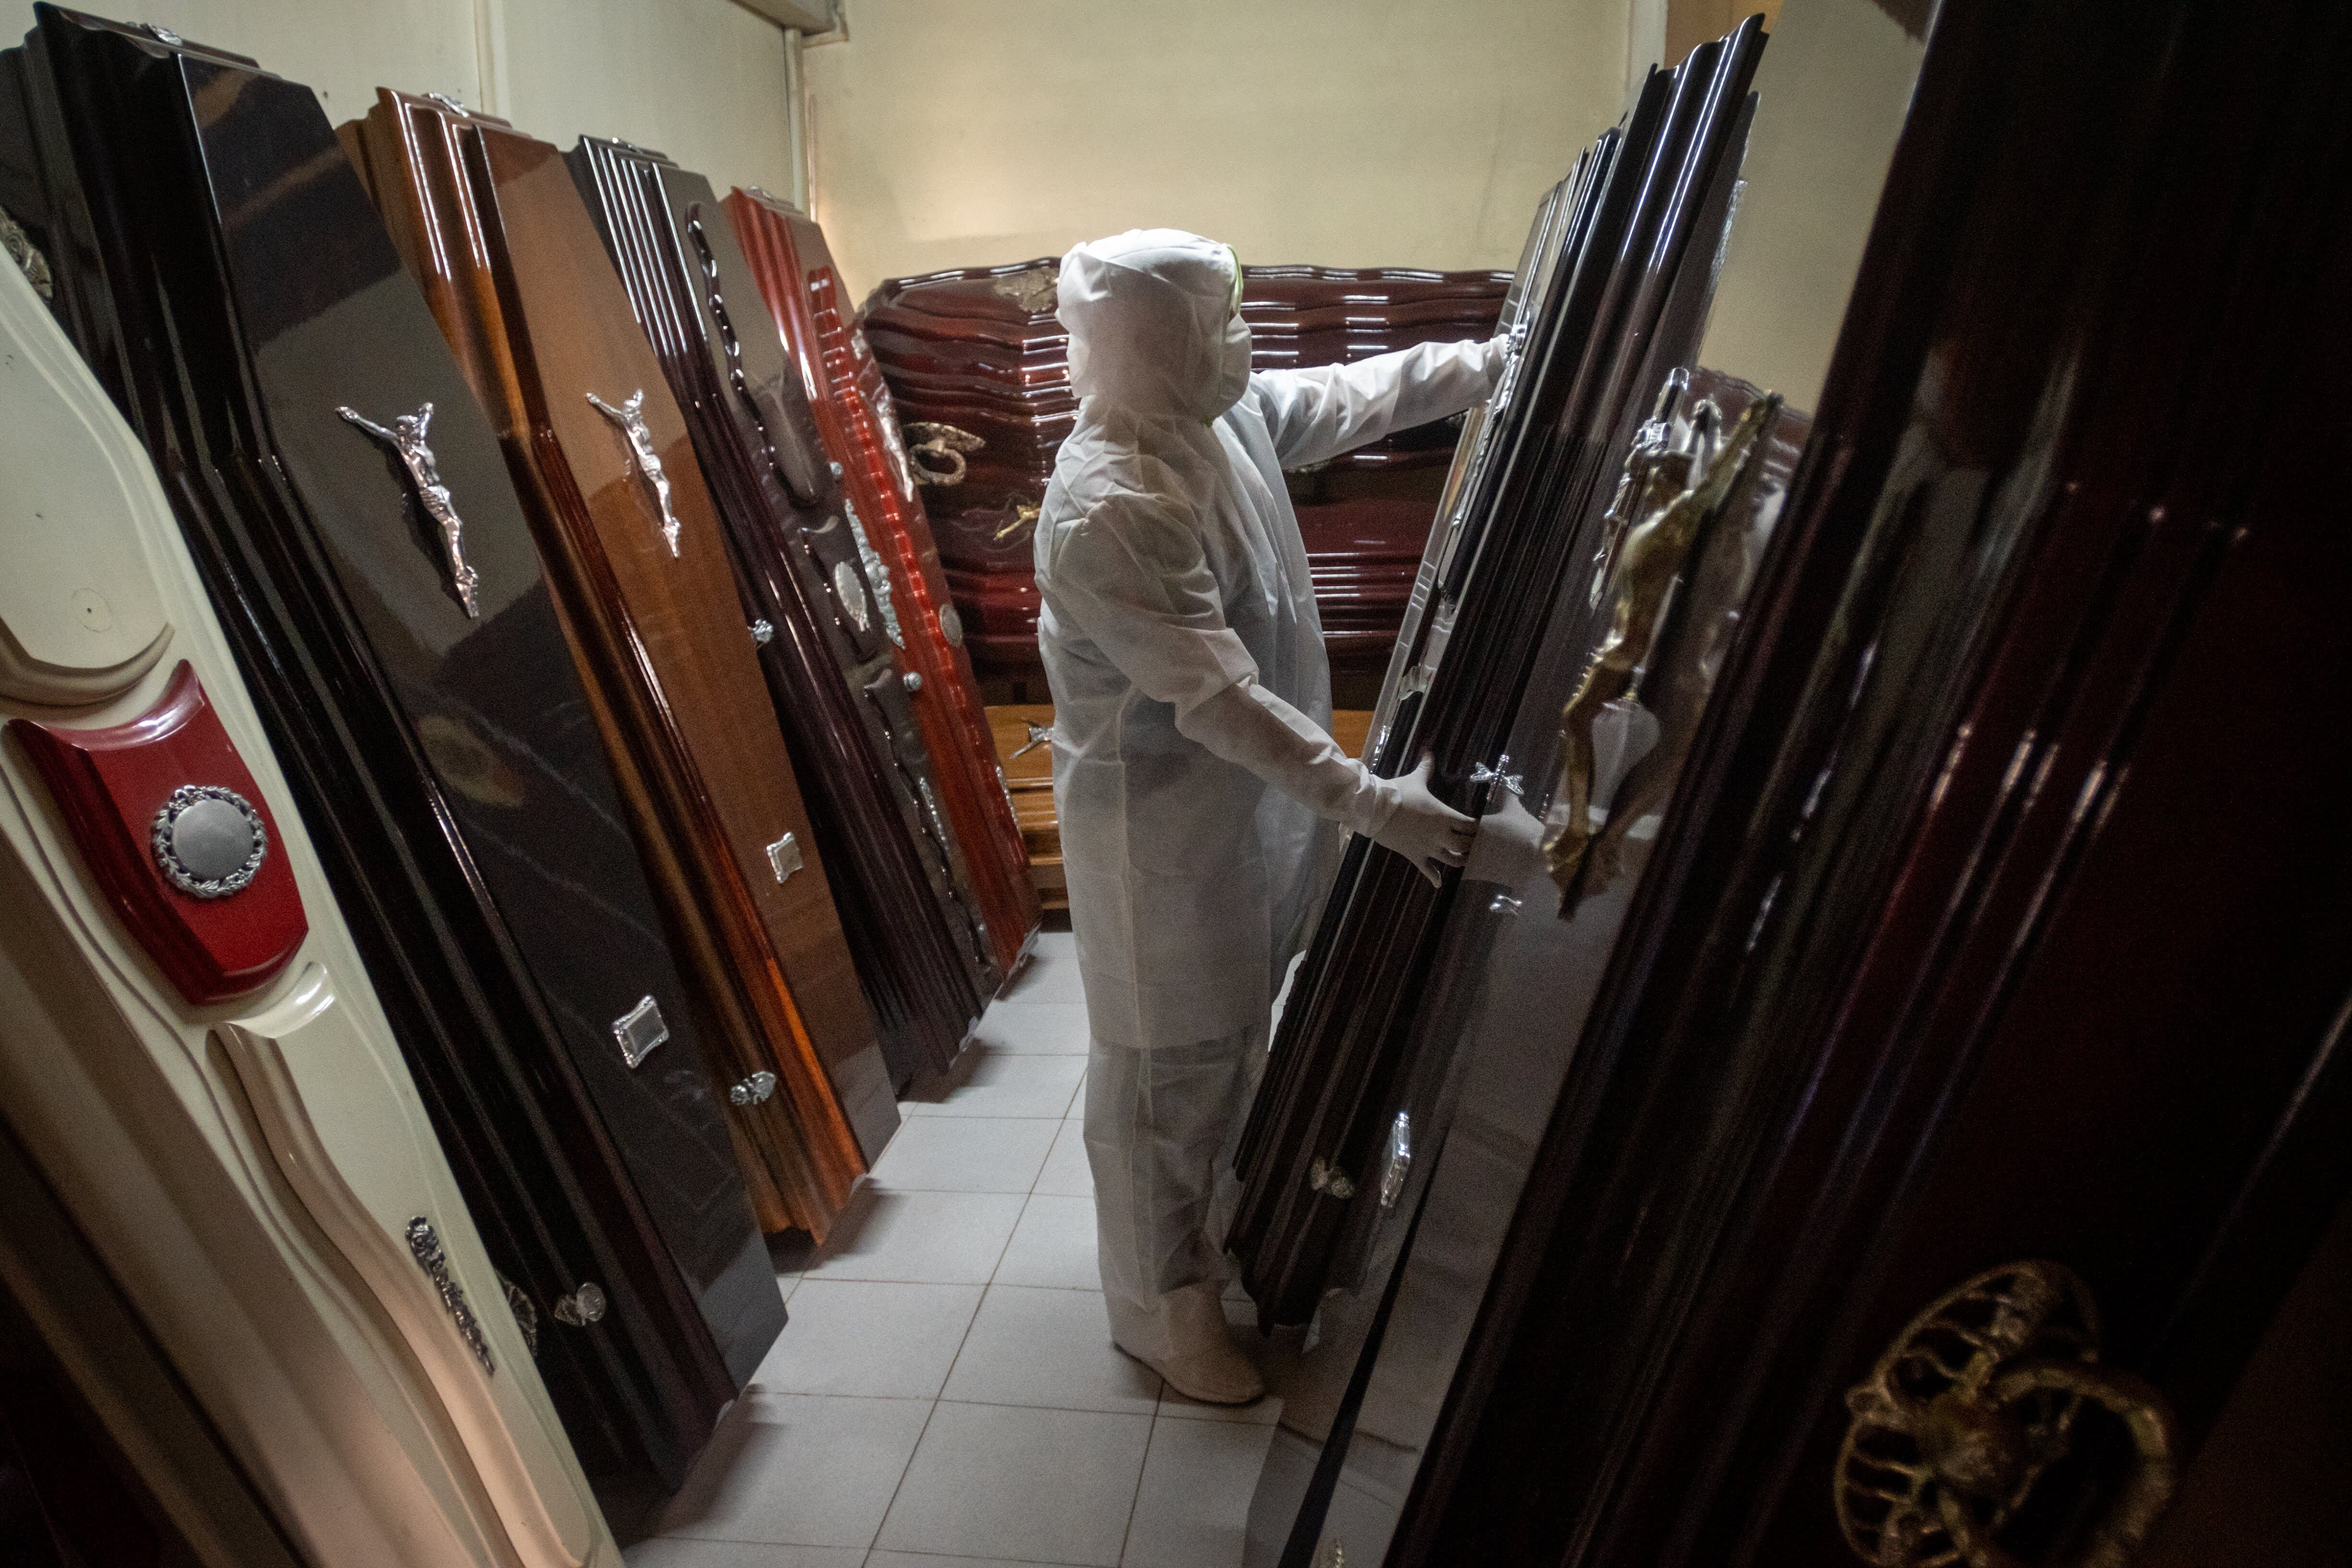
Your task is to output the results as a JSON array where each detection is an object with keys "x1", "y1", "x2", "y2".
[
  {"x1": 1230, "y1": 25, "x2": 1767, "y2": 1331},
  {"x1": 567, "y1": 137, "x2": 992, "y2": 1086},
  {"x1": 1284, "y1": 0, "x2": 2352, "y2": 1562},
  {"x1": 726, "y1": 187, "x2": 1043, "y2": 982},
  {"x1": 861, "y1": 261, "x2": 1508, "y2": 676},
  {"x1": 348, "y1": 91, "x2": 888, "y2": 1235},
  {"x1": 0, "y1": 3, "x2": 778, "y2": 1496}
]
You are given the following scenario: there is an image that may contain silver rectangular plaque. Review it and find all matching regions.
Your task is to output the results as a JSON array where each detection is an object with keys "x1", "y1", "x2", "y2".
[
  {"x1": 767, "y1": 832, "x2": 803, "y2": 884},
  {"x1": 611, "y1": 995, "x2": 669, "y2": 1069}
]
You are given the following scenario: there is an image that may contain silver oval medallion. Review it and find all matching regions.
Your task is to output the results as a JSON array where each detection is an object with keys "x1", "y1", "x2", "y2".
[
  {"x1": 833, "y1": 557, "x2": 872, "y2": 633},
  {"x1": 150, "y1": 784, "x2": 267, "y2": 899}
]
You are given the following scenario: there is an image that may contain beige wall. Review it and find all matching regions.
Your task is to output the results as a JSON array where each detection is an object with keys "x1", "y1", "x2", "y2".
[
  {"x1": 801, "y1": 0, "x2": 1637, "y2": 305},
  {"x1": 6, "y1": 0, "x2": 797, "y2": 199}
]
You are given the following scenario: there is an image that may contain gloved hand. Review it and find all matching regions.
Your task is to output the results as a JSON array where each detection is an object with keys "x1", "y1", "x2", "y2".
[{"x1": 1368, "y1": 756, "x2": 1479, "y2": 888}]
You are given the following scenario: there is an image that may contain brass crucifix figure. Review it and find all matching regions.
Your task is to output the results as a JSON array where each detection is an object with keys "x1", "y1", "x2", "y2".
[{"x1": 337, "y1": 401, "x2": 482, "y2": 618}]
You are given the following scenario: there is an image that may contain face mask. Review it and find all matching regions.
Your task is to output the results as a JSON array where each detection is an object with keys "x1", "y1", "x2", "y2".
[{"x1": 1203, "y1": 244, "x2": 1250, "y2": 420}]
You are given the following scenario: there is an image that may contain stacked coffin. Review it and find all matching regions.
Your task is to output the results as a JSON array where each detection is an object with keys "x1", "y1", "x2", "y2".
[
  {"x1": 0, "y1": 3, "x2": 780, "y2": 1508},
  {"x1": 861, "y1": 260, "x2": 1510, "y2": 678},
  {"x1": 342, "y1": 93, "x2": 893, "y2": 1230},
  {"x1": 564, "y1": 136, "x2": 997, "y2": 1086},
  {"x1": 722, "y1": 188, "x2": 1043, "y2": 975},
  {"x1": 1229, "y1": 20, "x2": 1775, "y2": 1329}
]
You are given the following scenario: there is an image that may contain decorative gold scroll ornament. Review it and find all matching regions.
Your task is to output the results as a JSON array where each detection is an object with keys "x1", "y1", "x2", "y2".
[{"x1": 1835, "y1": 1261, "x2": 2180, "y2": 1568}]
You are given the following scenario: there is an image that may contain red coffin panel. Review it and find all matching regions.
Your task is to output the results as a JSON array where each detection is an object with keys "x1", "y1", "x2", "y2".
[{"x1": 10, "y1": 662, "x2": 308, "y2": 1003}]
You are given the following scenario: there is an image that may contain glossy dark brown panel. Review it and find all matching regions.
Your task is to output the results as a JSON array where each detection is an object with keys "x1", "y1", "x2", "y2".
[
  {"x1": 727, "y1": 188, "x2": 1043, "y2": 980},
  {"x1": 567, "y1": 137, "x2": 992, "y2": 1085},
  {"x1": 2, "y1": 3, "x2": 775, "y2": 1495},
  {"x1": 861, "y1": 260, "x2": 1508, "y2": 676},
  {"x1": 349, "y1": 90, "x2": 884, "y2": 1231},
  {"x1": 1391, "y1": 0, "x2": 2352, "y2": 1563}
]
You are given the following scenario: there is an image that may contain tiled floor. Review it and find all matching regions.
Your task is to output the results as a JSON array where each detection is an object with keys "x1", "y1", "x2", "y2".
[{"x1": 627, "y1": 928, "x2": 1284, "y2": 1568}]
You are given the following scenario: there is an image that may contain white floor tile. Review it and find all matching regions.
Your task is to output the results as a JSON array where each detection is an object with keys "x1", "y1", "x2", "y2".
[
  {"x1": 992, "y1": 1194, "x2": 1099, "y2": 1290},
  {"x1": 622, "y1": 1539, "x2": 863, "y2": 1567},
  {"x1": 941, "y1": 1286, "x2": 1160, "y2": 1414},
  {"x1": 651, "y1": 1393, "x2": 928, "y2": 1549},
  {"x1": 868, "y1": 1117, "x2": 1059, "y2": 1194},
  {"x1": 749, "y1": 1280, "x2": 981, "y2": 1400},
  {"x1": 998, "y1": 937, "x2": 1084, "y2": 1005},
  {"x1": 970, "y1": 999, "x2": 1091, "y2": 1056},
  {"x1": 901, "y1": 1049, "x2": 1086, "y2": 1120},
  {"x1": 1068, "y1": 1067, "x2": 1087, "y2": 1119},
  {"x1": 803, "y1": 1188, "x2": 1025, "y2": 1285},
  {"x1": 867, "y1": 1553, "x2": 1063, "y2": 1567},
  {"x1": 1033, "y1": 1118, "x2": 1094, "y2": 1197},
  {"x1": 875, "y1": 1402, "x2": 1151, "y2": 1566},
  {"x1": 1122, "y1": 1418, "x2": 1279, "y2": 1568}
]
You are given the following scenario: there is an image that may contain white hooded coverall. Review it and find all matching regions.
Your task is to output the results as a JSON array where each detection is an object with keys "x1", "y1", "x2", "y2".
[{"x1": 1035, "y1": 230, "x2": 1503, "y2": 1360}]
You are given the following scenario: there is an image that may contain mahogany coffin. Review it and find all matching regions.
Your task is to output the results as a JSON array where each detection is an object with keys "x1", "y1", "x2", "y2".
[
  {"x1": 726, "y1": 186, "x2": 1042, "y2": 980},
  {"x1": 861, "y1": 261, "x2": 1508, "y2": 677},
  {"x1": 348, "y1": 90, "x2": 888, "y2": 1233},
  {"x1": 567, "y1": 136, "x2": 992, "y2": 1084},
  {"x1": 1301, "y1": 0, "x2": 2352, "y2": 1563},
  {"x1": 1229, "y1": 25, "x2": 1767, "y2": 1331},
  {"x1": 2, "y1": 4, "x2": 775, "y2": 1496}
]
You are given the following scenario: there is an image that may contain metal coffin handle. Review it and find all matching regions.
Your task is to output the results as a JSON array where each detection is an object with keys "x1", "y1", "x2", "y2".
[{"x1": 1835, "y1": 1260, "x2": 2181, "y2": 1568}]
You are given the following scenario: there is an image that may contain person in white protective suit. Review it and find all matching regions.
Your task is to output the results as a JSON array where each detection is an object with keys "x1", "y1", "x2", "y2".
[{"x1": 1035, "y1": 229, "x2": 1500, "y2": 1403}]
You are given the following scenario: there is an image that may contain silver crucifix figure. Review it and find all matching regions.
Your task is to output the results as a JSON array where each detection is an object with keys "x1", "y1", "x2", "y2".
[
  {"x1": 338, "y1": 401, "x2": 482, "y2": 618},
  {"x1": 587, "y1": 388, "x2": 683, "y2": 556}
]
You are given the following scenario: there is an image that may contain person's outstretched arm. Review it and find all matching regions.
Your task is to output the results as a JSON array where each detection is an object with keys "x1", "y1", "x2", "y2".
[
  {"x1": 1253, "y1": 336, "x2": 1507, "y2": 471},
  {"x1": 1042, "y1": 494, "x2": 1475, "y2": 883}
]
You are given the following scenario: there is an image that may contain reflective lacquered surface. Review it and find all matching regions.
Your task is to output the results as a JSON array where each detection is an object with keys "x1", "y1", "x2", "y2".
[
  {"x1": 351, "y1": 91, "x2": 877, "y2": 1237},
  {"x1": 568, "y1": 136, "x2": 989, "y2": 1088},
  {"x1": 4, "y1": 6, "x2": 768, "y2": 1495},
  {"x1": 727, "y1": 186, "x2": 1042, "y2": 983}
]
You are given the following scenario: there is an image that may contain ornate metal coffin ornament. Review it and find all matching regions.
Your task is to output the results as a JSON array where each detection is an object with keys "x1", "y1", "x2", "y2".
[
  {"x1": 150, "y1": 784, "x2": 267, "y2": 899},
  {"x1": 832, "y1": 555, "x2": 873, "y2": 634},
  {"x1": 938, "y1": 599, "x2": 966, "y2": 648},
  {"x1": 1307, "y1": 1155, "x2": 1356, "y2": 1201},
  {"x1": 0, "y1": 205, "x2": 53, "y2": 299},
  {"x1": 138, "y1": 21, "x2": 182, "y2": 44},
  {"x1": 901, "y1": 422, "x2": 984, "y2": 487},
  {"x1": 551, "y1": 1281, "x2": 607, "y2": 1327},
  {"x1": 994, "y1": 500, "x2": 1042, "y2": 543},
  {"x1": 750, "y1": 618, "x2": 774, "y2": 646},
  {"x1": 1378, "y1": 1111, "x2": 1413, "y2": 1208},
  {"x1": 424, "y1": 90, "x2": 471, "y2": 117},
  {"x1": 843, "y1": 500, "x2": 905, "y2": 646},
  {"x1": 405, "y1": 1217, "x2": 496, "y2": 1375},
  {"x1": 587, "y1": 389, "x2": 682, "y2": 556},
  {"x1": 338, "y1": 402, "x2": 483, "y2": 617},
  {"x1": 1546, "y1": 390, "x2": 1779, "y2": 908},
  {"x1": 729, "y1": 1070, "x2": 777, "y2": 1106},
  {"x1": 1010, "y1": 719, "x2": 1051, "y2": 761},
  {"x1": 496, "y1": 1272, "x2": 539, "y2": 1357},
  {"x1": 610, "y1": 995, "x2": 670, "y2": 1068},
  {"x1": 991, "y1": 264, "x2": 1059, "y2": 314},
  {"x1": 1835, "y1": 1261, "x2": 2180, "y2": 1568},
  {"x1": 686, "y1": 209, "x2": 823, "y2": 508}
]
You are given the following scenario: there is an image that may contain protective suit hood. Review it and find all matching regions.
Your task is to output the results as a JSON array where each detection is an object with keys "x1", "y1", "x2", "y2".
[{"x1": 1058, "y1": 229, "x2": 1253, "y2": 422}]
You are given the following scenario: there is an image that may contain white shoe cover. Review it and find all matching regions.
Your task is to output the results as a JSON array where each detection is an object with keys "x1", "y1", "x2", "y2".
[{"x1": 1115, "y1": 1280, "x2": 1264, "y2": 1406}]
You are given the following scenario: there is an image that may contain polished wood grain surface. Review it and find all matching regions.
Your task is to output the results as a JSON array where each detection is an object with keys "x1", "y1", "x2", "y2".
[
  {"x1": 728, "y1": 187, "x2": 1042, "y2": 977},
  {"x1": 352, "y1": 90, "x2": 874, "y2": 1238},
  {"x1": 569, "y1": 137, "x2": 989, "y2": 1088}
]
